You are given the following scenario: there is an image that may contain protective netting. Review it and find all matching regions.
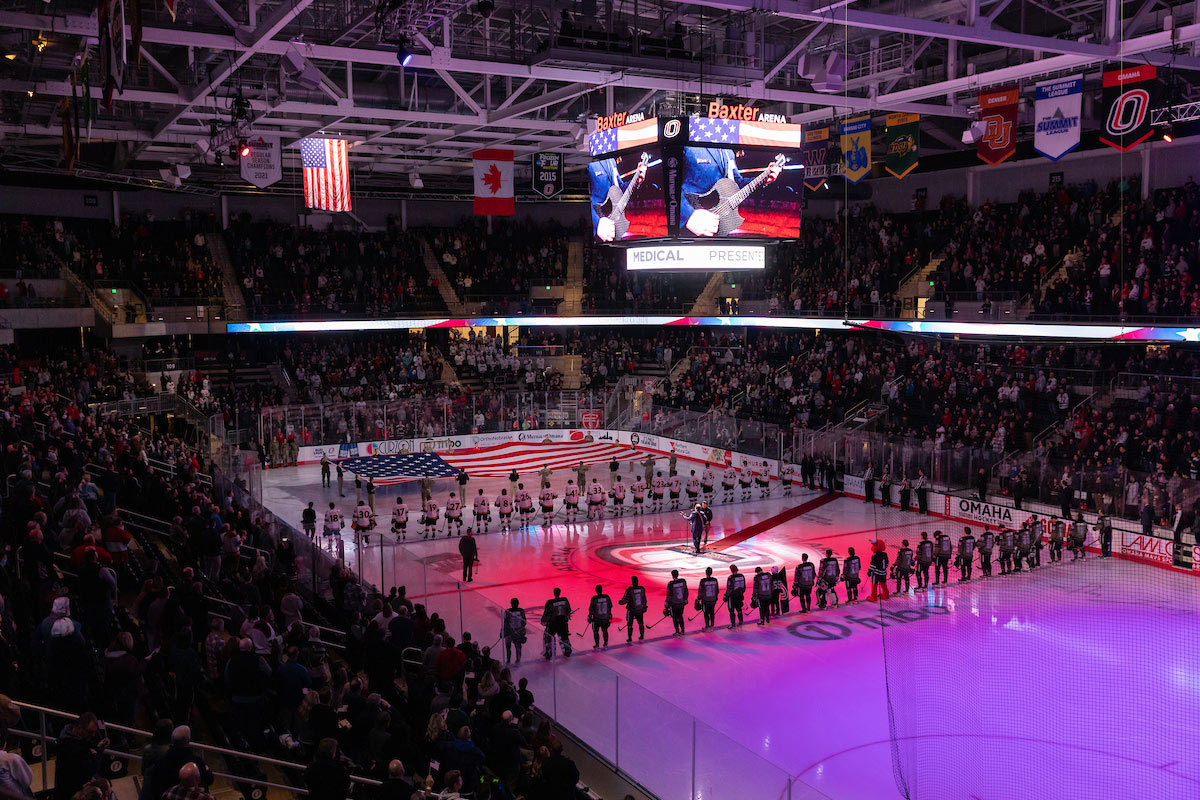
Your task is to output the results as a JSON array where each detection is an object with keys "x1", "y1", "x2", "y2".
[{"x1": 858, "y1": 489, "x2": 1200, "y2": 800}]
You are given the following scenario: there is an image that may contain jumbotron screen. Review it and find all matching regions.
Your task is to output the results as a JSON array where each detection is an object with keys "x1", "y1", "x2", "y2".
[{"x1": 588, "y1": 112, "x2": 803, "y2": 242}]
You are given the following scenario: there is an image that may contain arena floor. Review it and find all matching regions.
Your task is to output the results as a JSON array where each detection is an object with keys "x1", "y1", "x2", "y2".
[{"x1": 262, "y1": 456, "x2": 1200, "y2": 800}]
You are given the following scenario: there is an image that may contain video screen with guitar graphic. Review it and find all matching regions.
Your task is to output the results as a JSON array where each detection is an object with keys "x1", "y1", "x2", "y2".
[
  {"x1": 680, "y1": 147, "x2": 803, "y2": 238},
  {"x1": 589, "y1": 148, "x2": 668, "y2": 241}
]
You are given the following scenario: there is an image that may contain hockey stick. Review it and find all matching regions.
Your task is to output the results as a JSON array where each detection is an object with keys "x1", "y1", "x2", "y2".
[
  {"x1": 573, "y1": 621, "x2": 593, "y2": 638},
  {"x1": 688, "y1": 598, "x2": 725, "y2": 622}
]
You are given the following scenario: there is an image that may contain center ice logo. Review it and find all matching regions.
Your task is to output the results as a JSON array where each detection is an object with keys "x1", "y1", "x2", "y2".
[{"x1": 788, "y1": 604, "x2": 951, "y2": 642}]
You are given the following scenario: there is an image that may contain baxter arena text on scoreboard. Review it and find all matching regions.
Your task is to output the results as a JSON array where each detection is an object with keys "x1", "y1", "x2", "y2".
[{"x1": 626, "y1": 243, "x2": 766, "y2": 271}]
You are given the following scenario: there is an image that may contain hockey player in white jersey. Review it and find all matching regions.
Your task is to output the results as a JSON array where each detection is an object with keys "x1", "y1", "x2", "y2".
[
  {"x1": 391, "y1": 497, "x2": 409, "y2": 541},
  {"x1": 473, "y1": 488, "x2": 491, "y2": 533}
]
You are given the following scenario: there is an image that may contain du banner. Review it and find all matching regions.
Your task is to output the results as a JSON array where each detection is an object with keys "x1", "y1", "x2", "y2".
[
  {"x1": 1033, "y1": 75, "x2": 1082, "y2": 161},
  {"x1": 884, "y1": 113, "x2": 919, "y2": 179},
  {"x1": 840, "y1": 116, "x2": 872, "y2": 184},
  {"x1": 977, "y1": 86, "x2": 1018, "y2": 165},
  {"x1": 801, "y1": 126, "x2": 832, "y2": 191},
  {"x1": 1100, "y1": 65, "x2": 1158, "y2": 151}
]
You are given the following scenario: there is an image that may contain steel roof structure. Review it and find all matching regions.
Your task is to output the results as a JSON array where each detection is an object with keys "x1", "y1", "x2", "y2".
[{"x1": 1, "y1": 0, "x2": 1198, "y2": 195}]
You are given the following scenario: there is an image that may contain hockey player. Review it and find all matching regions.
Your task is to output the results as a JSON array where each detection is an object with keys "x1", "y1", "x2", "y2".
[
  {"x1": 997, "y1": 527, "x2": 1016, "y2": 574},
  {"x1": 751, "y1": 567, "x2": 774, "y2": 625},
  {"x1": 756, "y1": 461, "x2": 771, "y2": 498},
  {"x1": 957, "y1": 527, "x2": 976, "y2": 581},
  {"x1": 725, "y1": 565, "x2": 746, "y2": 628},
  {"x1": 685, "y1": 470, "x2": 700, "y2": 504},
  {"x1": 542, "y1": 588, "x2": 572, "y2": 660},
  {"x1": 1049, "y1": 518, "x2": 1065, "y2": 562},
  {"x1": 792, "y1": 554, "x2": 816, "y2": 612},
  {"x1": 739, "y1": 468, "x2": 753, "y2": 502},
  {"x1": 697, "y1": 567, "x2": 720, "y2": 631},
  {"x1": 866, "y1": 540, "x2": 890, "y2": 601},
  {"x1": 933, "y1": 530, "x2": 953, "y2": 585},
  {"x1": 472, "y1": 489, "x2": 491, "y2": 534},
  {"x1": 323, "y1": 502, "x2": 344, "y2": 542},
  {"x1": 494, "y1": 489, "x2": 513, "y2": 532},
  {"x1": 701, "y1": 463, "x2": 716, "y2": 501},
  {"x1": 668, "y1": 472, "x2": 683, "y2": 510},
  {"x1": 665, "y1": 570, "x2": 689, "y2": 636},
  {"x1": 563, "y1": 480, "x2": 581, "y2": 523},
  {"x1": 610, "y1": 475, "x2": 627, "y2": 515},
  {"x1": 539, "y1": 483, "x2": 557, "y2": 528},
  {"x1": 771, "y1": 566, "x2": 789, "y2": 615},
  {"x1": 1014, "y1": 523, "x2": 1032, "y2": 572},
  {"x1": 652, "y1": 472, "x2": 667, "y2": 512},
  {"x1": 500, "y1": 598, "x2": 527, "y2": 665},
  {"x1": 586, "y1": 478, "x2": 606, "y2": 520},
  {"x1": 722, "y1": 465, "x2": 737, "y2": 503},
  {"x1": 843, "y1": 546, "x2": 862, "y2": 602},
  {"x1": 619, "y1": 576, "x2": 647, "y2": 642},
  {"x1": 515, "y1": 483, "x2": 534, "y2": 528},
  {"x1": 352, "y1": 500, "x2": 375, "y2": 544},
  {"x1": 817, "y1": 550, "x2": 840, "y2": 609},
  {"x1": 1069, "y1": 515, "x2": 1087, "y2": 560},
  {"x1": 893, "y1": 539, "x2": 915, "y2": 593},
  {"x1": 587, "y1": 585, "x2": 613, "y2": 649},
  {"x1": 630, "y1": 475, "x2": 646, "y2": 516},
  {"x1": 915, "y1": 531, "x2": 934, "y2": 589},
  {"x1": 445, "y1": 492, "x2": 464, "y2": 536},
  {"x1": 421, "y1": 498, "x2": 440, "y2": 538},
  {"x1": 392, "y1": 497, "x2": 409, "y2": 541},
  {"x1": 978, "y1": 526, "x2": 994, "y2": 577},
  {"x1": 1030, "y1": 515, "x2": 1044, "y2": 567},
  {"x1": 781, "y1": 463, "x2": 795, "y2": 497}
]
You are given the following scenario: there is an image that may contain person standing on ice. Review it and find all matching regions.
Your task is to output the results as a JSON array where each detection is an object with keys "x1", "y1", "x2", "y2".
[
  {"x1": 725, "y1": 565, "x2": 746, "y2": 628},
  {"x1": 619, "y1": 576, "x2": 647, "y2": 642},
  {"x1": 697, "y1": 567, "x2": 719, "y2": 631},
  {"x1": 683, "y1": 504, "x2": 705, "y2": 553},
  {"x1": 542, "y1": 588, "x2": 572, "y2": 660},
  {"x1": 665, "y1": 570, "x2": 689, "y2": 636},
  {"x1": 866, "y1": 540, "x2": 890, "y2": 601}
]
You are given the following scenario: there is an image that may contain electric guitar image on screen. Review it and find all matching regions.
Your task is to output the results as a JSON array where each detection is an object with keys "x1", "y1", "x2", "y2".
[
  {"x1": 593, "y1": 152, "x2": 650, "y2": 241},
  {"x1": 684, "y1": 153, "x2": 786, "y2": 236}
]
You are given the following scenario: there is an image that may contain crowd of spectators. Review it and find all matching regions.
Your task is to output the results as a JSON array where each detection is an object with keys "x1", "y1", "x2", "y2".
[
  {"x1": 431, "y1": 220, "x2": 571, "y2": 306},
  {"x1": 0, "y1": 216, "x2": 72, "y2": 278},
  {"x1": 1036, "y1": 179, "x2": 1200, "y2": 319},
  {"x1": 228, "y1": 216, "x2": 441, "y2": 317},
  {"x1": 0, "y1": 338, "x2": 584, "y2": 800}
]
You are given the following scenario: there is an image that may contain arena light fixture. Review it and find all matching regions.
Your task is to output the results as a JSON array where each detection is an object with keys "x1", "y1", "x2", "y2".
[
  {"x1": 239, "y1": 138, "x2": 251, "y2": 158},
  {"x1": 408, "y1": 170, "x2": 423, "y2": 189},
  {"x1": 1161, "y1": 123, "x2": 1175, "y2": 142},
  {"x1": 961, "y1": 119, "x2": 987, "y2": 145},
  {"x1": 477, "y1": 0, "x2": 494, "y2": 19},
  {"x1": 397, "y1": 37, "x2": 413, "y2": 67}
]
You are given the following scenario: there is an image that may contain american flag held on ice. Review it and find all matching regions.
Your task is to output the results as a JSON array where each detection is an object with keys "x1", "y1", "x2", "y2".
[
  {"x1": 337, "y1": 441, "x2": 647, "y2": 485},
  {"x1": 300, "y1": 137, "x2": 352, "y2": 212}
]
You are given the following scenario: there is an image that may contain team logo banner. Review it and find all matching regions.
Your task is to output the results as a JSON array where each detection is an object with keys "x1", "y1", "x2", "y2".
[
  {"x1": 884, "y1": 113, "x2": 919, "y2": 179},
  {"x1": 241, "y1": 134, "x2": 282, "y2": 188},
  {"x1": 1033, "y1": 75, "x2": 1082, "y2": 161},
  {"x1": 840, "y1": 116, "x2": 872, "y2": 184},
  {"x1": 1100, "y1": 65, "x2": 1158, "y2": 151},
  {"x1": 801, "y1": 126, "x2": 831, "y2": 191},
  {"x1": 977, "y1": 86, "x2": 1018, "y2": 165}
]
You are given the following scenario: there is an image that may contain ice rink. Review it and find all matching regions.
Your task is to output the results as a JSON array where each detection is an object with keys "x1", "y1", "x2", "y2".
[{"x1": 263, "y1": 455, "x2": 1200, "y2": 800}]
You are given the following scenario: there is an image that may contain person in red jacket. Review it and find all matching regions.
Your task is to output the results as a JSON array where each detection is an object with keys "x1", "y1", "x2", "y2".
[
  {"x1": 101, "y1": 518, "x2": 133, "y2": 565},
  {"x1": 71, "y1": 533, "x2": 113, "y2": 568}
]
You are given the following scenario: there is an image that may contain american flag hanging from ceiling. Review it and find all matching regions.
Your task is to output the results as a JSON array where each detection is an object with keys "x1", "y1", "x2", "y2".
[{"x1": 300, "y1": 137, "x2": 352, "y2": 213}]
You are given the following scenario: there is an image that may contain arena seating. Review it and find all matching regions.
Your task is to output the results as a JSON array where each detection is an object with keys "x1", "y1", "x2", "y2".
[{"x1": 430, "y1": 220, "x2": 571, "y2": 314}]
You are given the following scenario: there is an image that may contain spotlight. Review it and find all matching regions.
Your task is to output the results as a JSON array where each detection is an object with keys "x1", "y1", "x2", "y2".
[
  {"x1": 228, "y1": 141, "x2": 238, "y2": 159},
  {"x1": 239, "y1": 138, "x2": 251, "y2": 158},
  {"x1": 397, "y1": 37, "x2": 413, "y2": 67},
  {"x1": 961, "y1": 119, "x2": 987, "y2": 145},
  {"x1": 214, "y1": 152, "x2": 224, "y2": 167},
  {"x1": 1162, "y1": 123, "x2": 1174, "y2": 143},
  {"x1": 3, "y1": 54, "x2": 15, "y2": 61},
  {"x1": 477, "y1": 0, "x2": 494, "y2": 18}
]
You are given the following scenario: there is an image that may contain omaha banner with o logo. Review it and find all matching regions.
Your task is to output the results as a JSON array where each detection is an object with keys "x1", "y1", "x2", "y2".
[{"x1": 1099, "y1": 64, "x2": 1158, "y2": 151}]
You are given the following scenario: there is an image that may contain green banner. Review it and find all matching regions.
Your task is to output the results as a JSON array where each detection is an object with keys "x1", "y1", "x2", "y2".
[{"x1": 884, "y1": 113, "x2": 919, "y2": 179}]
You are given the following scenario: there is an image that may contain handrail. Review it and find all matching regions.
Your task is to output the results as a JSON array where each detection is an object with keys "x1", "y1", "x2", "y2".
[{"x1": 7, "y1": 699, "x2": 382, "y2": 789}]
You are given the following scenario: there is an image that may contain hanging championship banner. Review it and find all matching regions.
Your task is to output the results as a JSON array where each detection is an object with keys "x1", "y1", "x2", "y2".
[
  {"x1": 240, "y1": 134, "x2": 282, "y2": 188},
  {"x1": 884, "y1": 113, "x2": 919, "y2": 179},
  {"x1": 1099, "y1": 65, "x2": 1158, "y2": 151},
  {"x1": 801, "y1": 126, "x2": 831, "y2": 191},
  {"x1": 977, "y1": 86, "x2": 1018, "y2": 165},
  {"x1": 1033, "y1": 75, "x2": 1082, "y2": 161},
  {"x1": 532, "y1": 151, "x2": 564, "y2": 198},
  {"x1": 840, "y1": 115, "x2": 872, "y2": 184}
]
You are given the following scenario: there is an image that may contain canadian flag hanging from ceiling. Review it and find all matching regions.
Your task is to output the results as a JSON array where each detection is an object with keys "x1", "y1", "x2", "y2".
[{"x1": 473, "y1": 149, "x2": 515, "y2": 216}]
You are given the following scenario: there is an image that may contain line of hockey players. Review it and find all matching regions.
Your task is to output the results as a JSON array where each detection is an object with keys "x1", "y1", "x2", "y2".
[
  {"x1": 305, "y1": 454, "x2": 809, "y2": 543},
  {"x1": 495, "y1": 513, "x2": 1107, "y2": 661}
]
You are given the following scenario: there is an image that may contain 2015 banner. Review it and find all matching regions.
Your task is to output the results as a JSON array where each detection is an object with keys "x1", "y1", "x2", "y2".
[
  {"x1": 1033, "y1": 75, "x2": 1082, "y2": 161},
  {"x1": 801, "y1": 126, "x2": 831, "y2": 191},
  {"x1": 977, "y1": 86, "x2": 1018, "y2": 166},
  {"x1": 1099, "y1": 64, "x2": 1158, "y2": 151},
  {"x1": 840, "y1": 116, "x2": 872, "y2": 184},
  {"x1": 884, "y1": 113, "x2": 919, "y2": 179}
]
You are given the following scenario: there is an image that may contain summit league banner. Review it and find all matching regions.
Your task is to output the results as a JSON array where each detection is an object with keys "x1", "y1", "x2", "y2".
[
  {"x1": 977, "y1": 86, "x2": 1018, "y2": 166},
  {"x1": 1099, "y1": 65, "x2": 1158, "y2": 151},
  {"x1": 241, "y1": 134, "x2": 283, "y2": 188},
  {"x1": 1033, "y1": 75, "x2": 1083, "y2": 161},
  {"x1": 884, "y1": 113, "x2": 919, "y2": 179}
]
